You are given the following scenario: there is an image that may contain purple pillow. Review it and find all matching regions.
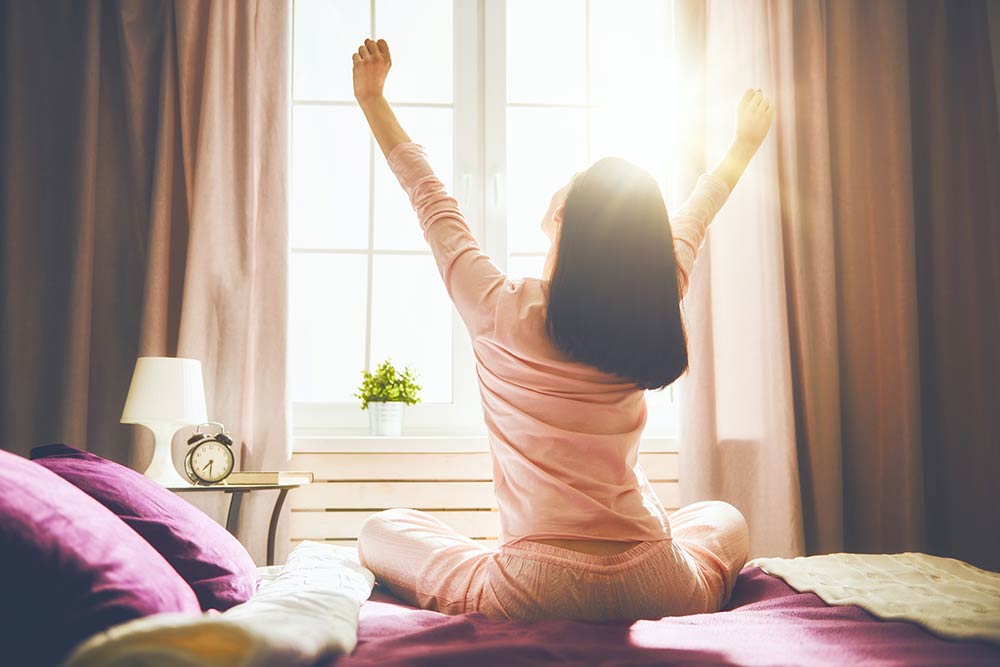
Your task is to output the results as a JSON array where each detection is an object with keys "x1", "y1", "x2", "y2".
[
  {"x1": 31, "y1": 444, "x2": 259, "y2": 612},
  {"x1": 0, "y1": 449, "x2": 200, "y2": 666}
]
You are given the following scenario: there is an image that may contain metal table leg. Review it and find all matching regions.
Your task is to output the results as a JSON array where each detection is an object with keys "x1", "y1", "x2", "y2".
[
  {"x1": 225, "y1": 489, "x2": 246, "y2": 534},
  {"x1": 267, "y1": 488, "x2": 290, "y2": 566}
]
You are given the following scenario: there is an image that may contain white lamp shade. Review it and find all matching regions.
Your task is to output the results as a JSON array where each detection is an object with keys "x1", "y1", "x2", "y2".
[{"x1": 121, "y1": 357, "x2": 208, "y2": 426}]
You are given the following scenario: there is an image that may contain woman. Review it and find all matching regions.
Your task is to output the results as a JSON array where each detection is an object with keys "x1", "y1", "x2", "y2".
[{"x1": 352, "y1": 38, "x2": 774, "y2": 621}]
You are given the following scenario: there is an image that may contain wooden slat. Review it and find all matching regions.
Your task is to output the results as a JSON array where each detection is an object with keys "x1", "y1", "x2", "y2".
[
  {"x1": 290, "y1": 480, "x2": 680, "y2": 512},
  {"x1": 290, "y1": 538, "x2": 499, "y2": 551},
  {"x1": 290, "y1": 509, "x2": 500, "y2": 540},
  {"x1": 641, "y1": 453, "x2": 678, "y2": 481},
  {"x1": 290, "y1": 452, "x2": 494, "y2": 480},
  {"x1": 290, "y1": 451, "x2": 677, "y2": 482},
  {"x1": 291, "y1": 481, "x2": 496, "y2": 510},
  {"x1": 652, "y1": 481, "x2": 680, "y2": 509}
]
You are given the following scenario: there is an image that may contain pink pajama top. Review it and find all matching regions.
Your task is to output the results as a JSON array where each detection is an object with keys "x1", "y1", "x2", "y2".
[{"x1": 388, "y1": 143, "x2": 730, "y2": 545}]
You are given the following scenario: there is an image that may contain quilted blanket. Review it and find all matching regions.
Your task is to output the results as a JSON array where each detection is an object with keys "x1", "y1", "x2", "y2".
[{"x1": 750, "y1": 552, "x2": 1000, "y2": 644}]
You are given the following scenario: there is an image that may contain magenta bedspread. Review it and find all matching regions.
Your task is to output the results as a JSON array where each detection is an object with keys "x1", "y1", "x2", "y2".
[{"x1": 332, "y1": 566, "x2": 1000, "y2": 667}]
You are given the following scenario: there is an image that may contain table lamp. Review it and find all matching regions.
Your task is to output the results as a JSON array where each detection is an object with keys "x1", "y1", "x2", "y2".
[{"x1": 121, "y1": 356, "x2": 208, "y2": 486}]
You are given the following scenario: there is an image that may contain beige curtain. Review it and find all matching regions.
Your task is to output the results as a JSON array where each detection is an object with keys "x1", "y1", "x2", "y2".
[
  {"x1": 674, "y1": 0, "x2": 816, "y2": 559},
  {"x1": 0, "y1": 0, "x2": 291, "y2": 565},
  {"x1": 675, "y1": 0, "x2": 1000, "y2": 569},
  {"x1": 907, "y1": 0, "x2": 1000, "y2": 572}
]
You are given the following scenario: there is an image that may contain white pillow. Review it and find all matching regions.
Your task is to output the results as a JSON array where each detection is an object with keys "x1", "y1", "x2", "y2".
[{"x1": 66, "y1": 542, "x2": 375, "y2": 667}]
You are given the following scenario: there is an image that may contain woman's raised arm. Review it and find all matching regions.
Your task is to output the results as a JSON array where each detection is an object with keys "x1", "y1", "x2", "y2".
[
  {"x1": 710, "y1": 88, "x2": 775, "y2": 191},
  {"x1": 351, "y1": 39, "x2": 505, "y2": 336},
  {"x1": 671, "y1": 89, "x2": 775, "y2": 297},
  {"x1": 353, "y1": 39, "x2": 410, "y2": 157}
]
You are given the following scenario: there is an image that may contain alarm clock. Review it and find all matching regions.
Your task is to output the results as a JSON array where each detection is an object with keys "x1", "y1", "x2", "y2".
[{"x1": 184, "y1": 422, "x2": 235, "y2": 485}]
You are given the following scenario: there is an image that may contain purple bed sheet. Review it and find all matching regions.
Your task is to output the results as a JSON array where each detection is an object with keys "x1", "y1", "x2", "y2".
[{"x1": 333, "y1": 566, "x2": 1000, "y2": 667}]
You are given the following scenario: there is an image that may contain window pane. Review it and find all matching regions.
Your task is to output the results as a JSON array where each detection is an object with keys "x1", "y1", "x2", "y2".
[
  {"x1": 370, "y1": 255, "x2": 453, "y2": 403},
  {"x1": 289, "y1": 253, "x2": 368, "y2": 403},
  {"x1": 589, "y1": 0, "x2": 672, "y2": 189},
  {"x1": 291, "y1": 105, "x2": 371, "y2": 250},
  {"x1": 375, "y1": 0, "x2": 453, "y2": 103},
  {"x1": 508, "y1": 255, "x2": 546, "y2": 280},
  {"x1": 506, "y1": 107, "x2": 587, "y2": 253},
  {"x1": 293, "y1": 0, "x2": 369, "y2": 101},
  {"x1": 590, "y1": 104, "x2": 670, "y2": 190},
  {"x1": 589, "y1": 0, "x2": 671, "y2": 108},
  {"x1": 507, "y1": 0, "x2": 586, "y2": 104},
  {"x1": 646, "y1": 385, "x2": 680, "y2": 437},
  {"x1": 646, "y1": 385, "x2": 675, "y2": 408},
  {"x1": 373, "y1": 107, "x2": 453, "y2": 250}
]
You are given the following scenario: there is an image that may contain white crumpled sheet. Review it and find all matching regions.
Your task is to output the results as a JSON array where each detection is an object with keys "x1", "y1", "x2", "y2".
[
  {"x1": 750, "y1": 552, "x2": 1000, "y2": 645},
  {"x1": 65, "y1": 542, "x2": 375, "y2": 667}
]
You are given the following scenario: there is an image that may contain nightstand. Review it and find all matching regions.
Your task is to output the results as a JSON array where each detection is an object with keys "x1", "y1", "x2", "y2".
[{"x1": 169, "y1": 481, "x2": 310, "y2": 566}]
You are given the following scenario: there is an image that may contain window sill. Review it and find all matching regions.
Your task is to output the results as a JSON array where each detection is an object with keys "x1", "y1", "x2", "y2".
[{"x1": 293, "y1": 434, "x2": 678, "y2": 454}]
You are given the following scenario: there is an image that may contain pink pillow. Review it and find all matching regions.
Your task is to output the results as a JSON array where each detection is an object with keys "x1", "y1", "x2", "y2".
[
  {"x1": 32, "y1": 444, "x2": 259, "y2": 612},
  {"x1": 0, "y1": 449, "x2": 200, "y2": 666}
]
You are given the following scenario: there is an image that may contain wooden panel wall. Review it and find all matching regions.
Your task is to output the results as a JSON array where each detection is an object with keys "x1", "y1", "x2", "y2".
[{"x1": 288, "y1": 450, "x2": 679, "y2": 550}]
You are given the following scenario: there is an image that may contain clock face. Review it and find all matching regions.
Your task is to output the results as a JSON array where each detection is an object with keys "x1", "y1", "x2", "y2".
[{"x1": 188, "y1": 440, "x2": 234, "y2": 484}]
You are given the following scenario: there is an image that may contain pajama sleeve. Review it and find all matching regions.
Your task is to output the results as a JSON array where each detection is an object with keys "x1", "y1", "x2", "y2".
[
  {"x1": 670, "y1": 173, "x2": 731, "y2": 298},
  {"x1": 387, "y1": 142, "x2": 506, "y2": 335}
]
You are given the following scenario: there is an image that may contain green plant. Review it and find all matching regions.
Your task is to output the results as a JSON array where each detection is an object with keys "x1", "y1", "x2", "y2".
[{"x1": 355, "y1": 359, "x2": 421, "y2": 410}]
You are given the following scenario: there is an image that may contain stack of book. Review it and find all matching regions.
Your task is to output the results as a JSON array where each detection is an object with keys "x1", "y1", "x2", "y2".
[{"x1": 224, "y1": 471, "x2": 314, "y2": 485}]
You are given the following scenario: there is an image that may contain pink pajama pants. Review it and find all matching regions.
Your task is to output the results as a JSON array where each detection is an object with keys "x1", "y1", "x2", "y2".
[{"x1": 357, "y1": 500, "x2": 749, "y2": 621}]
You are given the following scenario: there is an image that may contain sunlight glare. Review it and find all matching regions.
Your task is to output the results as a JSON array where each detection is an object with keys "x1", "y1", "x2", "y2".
[{"x1": 506, "y1": 0, "x2": 680, "y2": 224}]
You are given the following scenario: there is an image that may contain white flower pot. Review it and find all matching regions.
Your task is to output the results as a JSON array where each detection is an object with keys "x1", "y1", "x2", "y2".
[{"x1": 368, "y1": 401, "x2": 406, "y2": 436}]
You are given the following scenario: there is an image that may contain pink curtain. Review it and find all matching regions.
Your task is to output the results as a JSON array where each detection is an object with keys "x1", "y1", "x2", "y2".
[
  {"x1": 675, "y1": 0, "x2": 1000, "y2": 569},
  {"x1": 0, "y1": 0, "x2": 291, "y2": 564},
  {"x1": 674, "y1": 0, "x2": 813, "y2": 559}
]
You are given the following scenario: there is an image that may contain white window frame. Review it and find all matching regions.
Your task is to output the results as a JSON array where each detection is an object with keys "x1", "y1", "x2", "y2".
[
  {"x1": 291, "y1": 0, "x2": 486, "y2": 437},
  {"x1": 291, "y1": 0, "x2": 679, "y2": 441},
  {"x1": 484, "y1": 0, "x2": 679, "y2": 438}
]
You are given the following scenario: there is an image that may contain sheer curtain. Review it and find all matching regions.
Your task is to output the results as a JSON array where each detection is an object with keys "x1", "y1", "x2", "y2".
[
  {"x1": 673, "y1": 0, "x2": 1000, "y2": 568},
  {"x1": 673, "y1": 0, "x2": 810, "y2": 559},
  {"x1": 0, "y1": 0, "x2": 291, "y2": 564}
]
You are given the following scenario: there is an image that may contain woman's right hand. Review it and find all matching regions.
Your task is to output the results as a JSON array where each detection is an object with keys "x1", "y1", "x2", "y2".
[
  {"x1": 352, "y1": 38, "x2": 391, "y2": 104},
  {"x1": 734, "y1": 88, "x2": 775, "y2": 148}
]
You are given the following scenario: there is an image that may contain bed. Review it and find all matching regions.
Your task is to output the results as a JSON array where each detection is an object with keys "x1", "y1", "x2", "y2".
[
  {"x1": 4, "y1": 446, "x2": 999, "y2": 667},
  {"x1": 338, "y1": 565, "x2": 1000, "y2": 667}
]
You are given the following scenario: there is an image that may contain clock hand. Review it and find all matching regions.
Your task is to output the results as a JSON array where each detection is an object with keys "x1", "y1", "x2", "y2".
[{"x1": 203, "y1": 460, "x2": 214, "y2": 475}]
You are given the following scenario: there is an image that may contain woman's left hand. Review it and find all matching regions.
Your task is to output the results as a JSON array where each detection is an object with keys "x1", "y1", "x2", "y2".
[
  {"x1": 352, "y1": 38, "x2": 391, "y2": 103},
  {"x1": 734, "y1": 88, "x2": 775, "y2": 148}
]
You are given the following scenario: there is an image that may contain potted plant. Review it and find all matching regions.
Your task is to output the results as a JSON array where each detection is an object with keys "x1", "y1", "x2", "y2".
[{"x1": 355, "y1": 359, "x2": 421, "y2": 436}]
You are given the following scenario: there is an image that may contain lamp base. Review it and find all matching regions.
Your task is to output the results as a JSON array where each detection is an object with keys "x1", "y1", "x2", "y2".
[{"x1": 140, "y1": 422, "x2": 191, "y2": 487}]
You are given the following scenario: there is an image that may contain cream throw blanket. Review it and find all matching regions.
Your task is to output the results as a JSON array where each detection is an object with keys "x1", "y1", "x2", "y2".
[
  {"x1": 750, "y1": 552, "x2": 1000, "y2": 644},
  {"x1": 66, "y1": 542, "x2": 375, "y2": 667}
]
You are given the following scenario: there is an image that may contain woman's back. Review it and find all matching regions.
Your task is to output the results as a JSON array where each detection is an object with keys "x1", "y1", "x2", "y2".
[
  {"x1": 380, "y1": 140, "x2": 729, "y2": 547},
  {"x1": 476, "y1": 276, "x2": 669, "y2": 545}
]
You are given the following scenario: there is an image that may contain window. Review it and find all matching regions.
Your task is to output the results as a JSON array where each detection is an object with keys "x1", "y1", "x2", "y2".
[{"x1": 290, "y1": 0, "x2": 680, "y2": 437}]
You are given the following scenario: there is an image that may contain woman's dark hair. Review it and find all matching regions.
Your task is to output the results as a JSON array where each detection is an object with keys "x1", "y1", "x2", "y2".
[{"x1": 546, "y1": 157, "x2": 688, "y2": 390}]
